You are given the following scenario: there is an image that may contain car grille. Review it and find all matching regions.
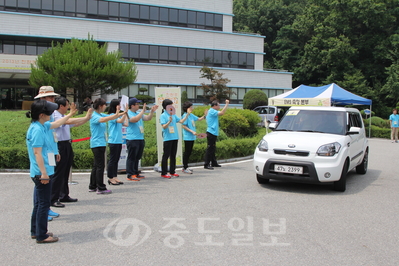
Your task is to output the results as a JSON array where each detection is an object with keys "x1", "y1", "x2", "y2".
[{"x1": 273, "y1": 149, "x2": 309, "y2": 157}]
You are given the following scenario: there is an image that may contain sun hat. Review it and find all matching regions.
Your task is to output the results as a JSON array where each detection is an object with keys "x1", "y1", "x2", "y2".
[{"x1": 34, "y1": 86, "x2": 60, "y2": 99}]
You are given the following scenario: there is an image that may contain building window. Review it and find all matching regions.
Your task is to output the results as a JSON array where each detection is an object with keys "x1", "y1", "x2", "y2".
[
  {"x1": 0, "y1": 0, "x2": 223, "y2": 31},
  {"x1": 119, "y1": 43, "x2": 256, "y2": 70}
]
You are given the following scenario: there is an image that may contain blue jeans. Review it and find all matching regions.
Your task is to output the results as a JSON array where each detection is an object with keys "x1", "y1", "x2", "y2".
[{"x1": 31, "y1": 176, "x2": 52, "y2": 241}]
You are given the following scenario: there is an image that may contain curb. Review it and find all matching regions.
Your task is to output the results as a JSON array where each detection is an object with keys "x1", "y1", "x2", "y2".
[{"x1": 0, "y1": 155, "x2": 254, "y2": 173}]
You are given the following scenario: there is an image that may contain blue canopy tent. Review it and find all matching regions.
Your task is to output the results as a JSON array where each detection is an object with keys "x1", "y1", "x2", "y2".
[{"x1": 269, "y1": 83, "x2": 372, "y2": 136}]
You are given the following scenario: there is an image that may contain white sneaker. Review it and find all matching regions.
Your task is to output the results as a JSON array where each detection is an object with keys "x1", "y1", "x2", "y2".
[{"x1": 182, "y1": 168, "x2": 192, "y2": 174}]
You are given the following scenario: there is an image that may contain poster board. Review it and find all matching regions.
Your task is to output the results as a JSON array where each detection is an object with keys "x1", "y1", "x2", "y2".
[{"x1": 154, "y1": 87, "x2": 183, "y2": 169}]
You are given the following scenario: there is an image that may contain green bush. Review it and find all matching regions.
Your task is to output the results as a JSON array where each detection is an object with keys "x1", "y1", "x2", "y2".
[
  {"x1": 220, "y1": 113, "x2": 249, "y2": 137},
  {"x1": 0, "y1": 110, "x2": 257, "y2": 169},
  {"x1": 219, "y1": 109, "x2": 260, "y2": 137},
  {"x1": 73, "y1": 149, "x2": 94, "y2": 169},
  {"x1": 135, "y1": 94, "x2": 154, "y2": 103},
  {"x1": 364, "y1": 116, "x2": 390, "y2": 128},
  {"x1": 243, "y1": 89, "x2": 268, "y2": 110},
  {"x1": 365, "y1": 125, "x2": 391, "y2": 138},
  {"x1": 192, "y1": 105, "x2": 208, "y2": 117}
]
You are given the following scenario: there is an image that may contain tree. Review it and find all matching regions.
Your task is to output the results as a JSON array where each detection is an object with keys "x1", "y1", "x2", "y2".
[
  {"x1": 29, "y1": 36, "x2": 138, "y2": 112},
  {"x1": 199, "y1": 66, "x2": 232, "y2": 103},
  {"x1": 243, "y1": 89, "x2": 268, "y2": 110}
]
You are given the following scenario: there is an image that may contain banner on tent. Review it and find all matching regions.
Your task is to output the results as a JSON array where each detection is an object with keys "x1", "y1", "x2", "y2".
[{"x1": 270, "y1": 98, "x2": 331, "y2": 107}]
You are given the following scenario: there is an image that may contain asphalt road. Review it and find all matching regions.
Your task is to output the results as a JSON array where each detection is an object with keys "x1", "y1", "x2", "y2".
[{"x1": 0, "y1": 138, "x2": 398, "y2": 266}]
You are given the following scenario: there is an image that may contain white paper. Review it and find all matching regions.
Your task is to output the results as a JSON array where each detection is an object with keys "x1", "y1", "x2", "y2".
[{"x1": 120, "y1": 95, "x2": 129, "y2": 111}]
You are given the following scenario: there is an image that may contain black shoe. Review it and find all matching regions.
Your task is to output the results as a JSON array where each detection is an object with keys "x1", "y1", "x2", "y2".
[
  {"x1": 59, "y1": 197, "x2": 78, "y2": 203},
  {"x1": 204, "y1": 166, "x2": 214, "y2": 170},
  {"x1": 51, "y1": 201, "x2": 65, "y2": 208},
  {"x1": 213, "y1": 164, "x2": 222, "y2": 167}
]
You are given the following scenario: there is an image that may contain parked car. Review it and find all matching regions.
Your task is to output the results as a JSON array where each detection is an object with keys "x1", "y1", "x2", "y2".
[
  {"x1": 253, "y1": 106, "x2": 289, "y2": 126},
  {"x1": 253, "y1": 106, "x2": 369, "y2": 192}
]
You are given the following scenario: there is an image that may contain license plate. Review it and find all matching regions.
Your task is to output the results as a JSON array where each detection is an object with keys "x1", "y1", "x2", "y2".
[{"x1": 274, "y1": 164, "x2": 303, "y2": 174}]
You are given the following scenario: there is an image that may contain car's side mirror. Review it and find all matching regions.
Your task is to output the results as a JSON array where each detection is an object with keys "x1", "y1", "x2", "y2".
[
  {"x1": 347, "y1": 126, "x2": 360, "y2": 135},
  {"x1": 268, "y1": 122, "x2": 278, "y2": 130}
]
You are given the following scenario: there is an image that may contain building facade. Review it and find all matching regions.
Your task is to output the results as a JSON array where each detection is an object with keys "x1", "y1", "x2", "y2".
[{"x1": 0, "y1": 0, "x2": 292, "y2": 109}]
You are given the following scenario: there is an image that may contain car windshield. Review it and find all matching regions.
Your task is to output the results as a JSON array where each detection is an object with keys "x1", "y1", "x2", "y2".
[{"x1": 275, "y1": 110, "x2": 346, "y2": 135}]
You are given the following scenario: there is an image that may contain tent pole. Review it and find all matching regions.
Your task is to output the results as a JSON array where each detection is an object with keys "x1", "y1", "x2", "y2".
[{"x1": 369, "y1": 104, "x2": 372, "y2": 138}]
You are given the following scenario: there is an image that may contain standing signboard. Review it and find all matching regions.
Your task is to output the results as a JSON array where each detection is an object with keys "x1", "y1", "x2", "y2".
[{"x1": 154, "y1": 87, "x2": 182, "y2": 170}]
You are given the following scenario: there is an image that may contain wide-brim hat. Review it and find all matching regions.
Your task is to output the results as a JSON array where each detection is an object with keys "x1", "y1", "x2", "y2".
[{"x1": 34, "y1": 86, "x2": 60, "y2": 99}]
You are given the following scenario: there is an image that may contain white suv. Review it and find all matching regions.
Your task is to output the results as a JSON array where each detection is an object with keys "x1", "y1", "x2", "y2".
[{"x1": 253, "y1": 106, "x2": 369, "y2": 192}]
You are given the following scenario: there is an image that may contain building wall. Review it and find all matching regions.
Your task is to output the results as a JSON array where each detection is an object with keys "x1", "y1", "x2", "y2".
[{"x1": 0, "y1": 0, "x2": 292, "y2": 108}]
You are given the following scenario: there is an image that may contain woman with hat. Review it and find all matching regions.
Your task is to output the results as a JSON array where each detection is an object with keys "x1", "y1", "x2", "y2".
[{"x1": 26, "y1": 100, "x2": 77, "y2": 243}]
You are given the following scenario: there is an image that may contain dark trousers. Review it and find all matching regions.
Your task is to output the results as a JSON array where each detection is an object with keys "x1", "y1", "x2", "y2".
[
  {"x1": 126, "y1": 139, "x2": 145, "y2": 176},
  {"x1": 161, "y1": 140, "x2": 178, "y2": 175},
  {"x1": 31, "y1": 176, "x2": 52, "y2": 241},
  {"x1": 51, "y1": 141, "x2": 73, "y2": 203},
  {"x1": 89, "y1": 146, "x2": 107, "y2": 191},
  {"x1": 183, "y1": 140, "x2": 194, "y2": 169},
  {"x1": 107, "y1": 143, "x2": 122, "y2": 178},
  {"x1": 204, "y1": 132, "x2": 218, "y2": 166}
]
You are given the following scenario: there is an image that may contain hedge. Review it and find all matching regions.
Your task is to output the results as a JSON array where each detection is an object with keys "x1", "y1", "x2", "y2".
[{"x1": 0, "y1": 136, "x2": 260, "y2": 169}]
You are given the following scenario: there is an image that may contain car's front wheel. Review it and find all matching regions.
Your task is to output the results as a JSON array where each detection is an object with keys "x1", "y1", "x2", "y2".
[
  {"x1": 333, "y1": 160, "x2": 348, "y2": 192},
  {"x1": 356, "y1": 148, "x2": 368, "y2": 174},
  {"x1": 257, "y1": 174, "x2": 270, "y2": 184}
]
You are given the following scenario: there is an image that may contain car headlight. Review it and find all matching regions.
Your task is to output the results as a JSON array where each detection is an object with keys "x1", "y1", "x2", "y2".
[
  {"x1": 317, "y1": 142, "x2": 341, "y2": 156},
  {"x1": 257, "y1": 139, "x2": 268, "y2": 152}
]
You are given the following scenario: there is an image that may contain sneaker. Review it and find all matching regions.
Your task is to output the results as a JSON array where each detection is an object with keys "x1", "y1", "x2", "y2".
[
  {"x1": 48, "y1": 216, "x2": 53, "y2": 221},
  {"x1": 161, "y1": 174, "x2": 171, "y2": 179},
  {"x1": 171, "y1": 173, "x2": 180, "y2": 177},
  {"x1": 182, "y1": 168, "x2": 192, "y2": 174},
  {"x1": 48, "y1": 209, "x2": 59, "y2": 218},
  {"x1": 188, "y1": 168, "x2": 193, "y2": 172},
  {"x1": 136, "y1": 174, "x2": 145, "y2": 179},
  {"x1": 127, "y1": 175, "x2": 140, "y2": 181},
  {"x1": 97, "y1": 189, "x2": 112, "y2": 194},
  {"x1": 89, "y1": 188, "x2": 97, "y2": 192}
]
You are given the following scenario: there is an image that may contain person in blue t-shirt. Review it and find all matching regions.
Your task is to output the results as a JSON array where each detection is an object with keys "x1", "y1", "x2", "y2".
[
  {"x1": 126, "y1": 97, "x2": 158, "y2": 181},
  {"x1": 159, "y1": 99, "x2": 189, "y2": 178},
  {"x1": 181, "y1": 102, "x2": 205, "y2": 174},
  {"x1": 26, "y1": 100, "x2": 76, "y2": 243},
  {"x1": 107, "y1": 99, "x2": 128, "y2": 185},
  {"x1": 204, "y1": 99, "x2": 229, "y2": 170},
  {"x1": 89, "y1": 98, "x2": 126, "y2": 194},
  {"x1": 389, "y1": 108, "x2": 399, "y2": 143}
]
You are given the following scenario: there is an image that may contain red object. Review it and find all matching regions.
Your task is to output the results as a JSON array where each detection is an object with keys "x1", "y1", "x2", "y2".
[
  {"x1": 274, "y1": 115, "x2": 279, "y2": 121},
  {"x1": 72, "y1": 137, "x2": 91, "y2": 142}
]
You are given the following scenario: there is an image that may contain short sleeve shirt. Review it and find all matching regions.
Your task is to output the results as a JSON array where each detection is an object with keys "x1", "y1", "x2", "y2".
[
  {"x1": 160, "y1": 112, "x2": 180, "y2": 141},
  {"x1": 126, "y1": 110, "x2": 144, "y2": 140},
  {"x1": 26, "y1": 121, "x2": 54, "y2": 177},
  {"x1": 108, "y1": 113, "x2": 123, "y2": 144},
  {"x1": 389, "y1": 114, "x2": 399, "y2": 128},
  {"x1": 53, "y1": 110, "x2": 73, "y2": 141},
  {"x1": 48, "y1": 114, "x2": 58, "y2": 155},
  {"x1": 182, "y1": 113, "x2": 199, "y2": 141},
  {"x1": 90, "y1": 111, "x2": 108, "y2": 148},
  {"x1": 206, "y1": 108, "x2": 219, "y2": 136}
]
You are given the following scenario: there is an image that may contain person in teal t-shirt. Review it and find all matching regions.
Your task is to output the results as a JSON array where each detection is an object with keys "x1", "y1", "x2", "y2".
[
  {"x1": 181, "y1": 102, "x2": 205, "y2": 174},
  {"x1": 107, "y1": 99, "x2": 128, "y2": 185},
  {"x1": 204, "y1": 99, "x2": 229, "y2": 170},
  {"x1": 89, "y1": 98, "x2": 126, "y2": 194},
  {"x1": 389, "y1": 108, "x2": 399, "y2": 143},
  {"x1": 26, "y1": 100, "x2": 76, "y2": 243},
  {"x1": 159, "y1": 99, "x2": 189, "y2": 178},
  {"x1": 125, "y1": 97, "x2": 158, "y2": 181}
]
